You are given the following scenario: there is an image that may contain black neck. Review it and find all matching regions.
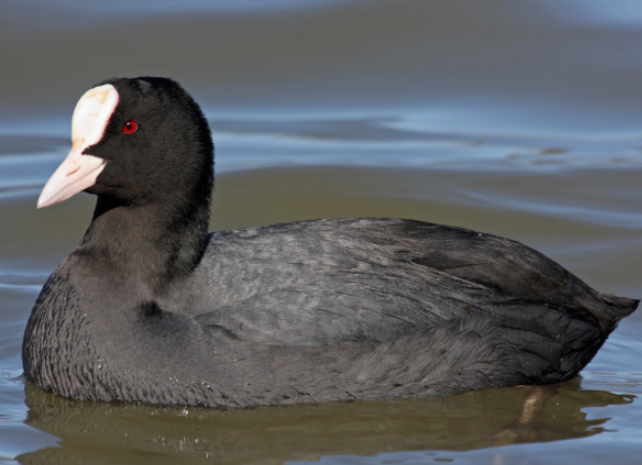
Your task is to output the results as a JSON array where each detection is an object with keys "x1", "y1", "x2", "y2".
[{"x1": 77, "y1": 180, "x2": 211, "y2": 300}]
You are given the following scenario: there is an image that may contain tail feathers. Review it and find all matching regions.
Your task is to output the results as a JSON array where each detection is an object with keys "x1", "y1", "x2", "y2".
[
  {"x1": 594, "y1": 294, "x2": 639, "y2": 329},
  {"x1": 494, "y1": 309, "x2": 606, "y2": 386}
]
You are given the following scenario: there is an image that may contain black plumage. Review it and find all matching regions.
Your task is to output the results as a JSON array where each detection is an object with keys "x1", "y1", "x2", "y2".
[{"x1": 22, "y1": 77, "x2": 638, "y2": 407}]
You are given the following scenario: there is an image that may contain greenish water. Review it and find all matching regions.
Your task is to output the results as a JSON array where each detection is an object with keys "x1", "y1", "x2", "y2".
[{"x1": 1, "y1": 1, "x2": 641, "y2": 464}]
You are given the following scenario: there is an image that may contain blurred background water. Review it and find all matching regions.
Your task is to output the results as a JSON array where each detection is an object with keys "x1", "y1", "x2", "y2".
[{"x1": 1, "y1": 1, "x2": 641, "y2": 464}]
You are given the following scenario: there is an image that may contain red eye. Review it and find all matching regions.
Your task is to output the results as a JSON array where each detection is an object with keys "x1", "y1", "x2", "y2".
[{"x1": 122, "y1": 120, "x2": 138, "y2": 134}]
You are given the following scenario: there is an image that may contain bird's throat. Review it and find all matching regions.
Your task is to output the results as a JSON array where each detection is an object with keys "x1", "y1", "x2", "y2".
[{"x1": 77, "y1": 194, "x2": 210, "y2": 299}]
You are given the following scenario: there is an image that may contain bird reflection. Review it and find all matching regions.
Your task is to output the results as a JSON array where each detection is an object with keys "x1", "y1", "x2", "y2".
[{"x1": 17, "y1": 378, "x2": 633, "y2": 465}]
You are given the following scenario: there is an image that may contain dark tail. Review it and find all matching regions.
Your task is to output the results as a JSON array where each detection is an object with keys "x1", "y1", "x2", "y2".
[
  {"x1": 593, "y1": 294, "x2": 639, "y2": 330},
  {"x1": 492, "y1": 295, "x2": 638, "y2": 387}
]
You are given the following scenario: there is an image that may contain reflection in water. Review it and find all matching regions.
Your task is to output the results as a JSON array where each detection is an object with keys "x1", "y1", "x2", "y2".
[{"x1": 18, "y1": 379, "x2": 632, "y2": 465}]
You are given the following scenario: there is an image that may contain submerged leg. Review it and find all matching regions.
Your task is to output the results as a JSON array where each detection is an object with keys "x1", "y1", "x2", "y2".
[{"x1": 491, "y1": 385, "x2": 558, "y2": 445}]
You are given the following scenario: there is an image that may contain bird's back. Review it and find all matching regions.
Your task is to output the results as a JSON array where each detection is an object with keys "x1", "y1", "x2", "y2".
[{"x1": 180, "y1": 218, "x2": 637, "y2": 349}]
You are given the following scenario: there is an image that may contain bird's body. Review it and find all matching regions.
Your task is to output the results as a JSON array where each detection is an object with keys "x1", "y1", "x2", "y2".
[{"x1": 22, "y1": 77, "x2": 638, "y2": 407}]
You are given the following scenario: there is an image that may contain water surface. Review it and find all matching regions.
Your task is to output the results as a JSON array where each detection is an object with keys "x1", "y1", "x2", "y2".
[{"x1": 1, "y1": 1, "x2": 641, "y2": 464}]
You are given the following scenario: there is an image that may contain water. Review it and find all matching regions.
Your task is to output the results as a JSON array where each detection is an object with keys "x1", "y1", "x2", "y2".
[{"x1": 1, "y1": 0, "x2": 641, "y2": 463}]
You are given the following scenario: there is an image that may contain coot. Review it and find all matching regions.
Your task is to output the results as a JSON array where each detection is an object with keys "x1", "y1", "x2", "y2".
[{"x1": 22, "y1": 77, "x2": 638, "y2": 407}]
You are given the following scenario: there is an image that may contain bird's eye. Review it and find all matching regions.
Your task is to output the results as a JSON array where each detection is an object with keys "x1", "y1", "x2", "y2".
[{"x1": 122, "y1": 121, "x2": 138, "y2": 134}]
